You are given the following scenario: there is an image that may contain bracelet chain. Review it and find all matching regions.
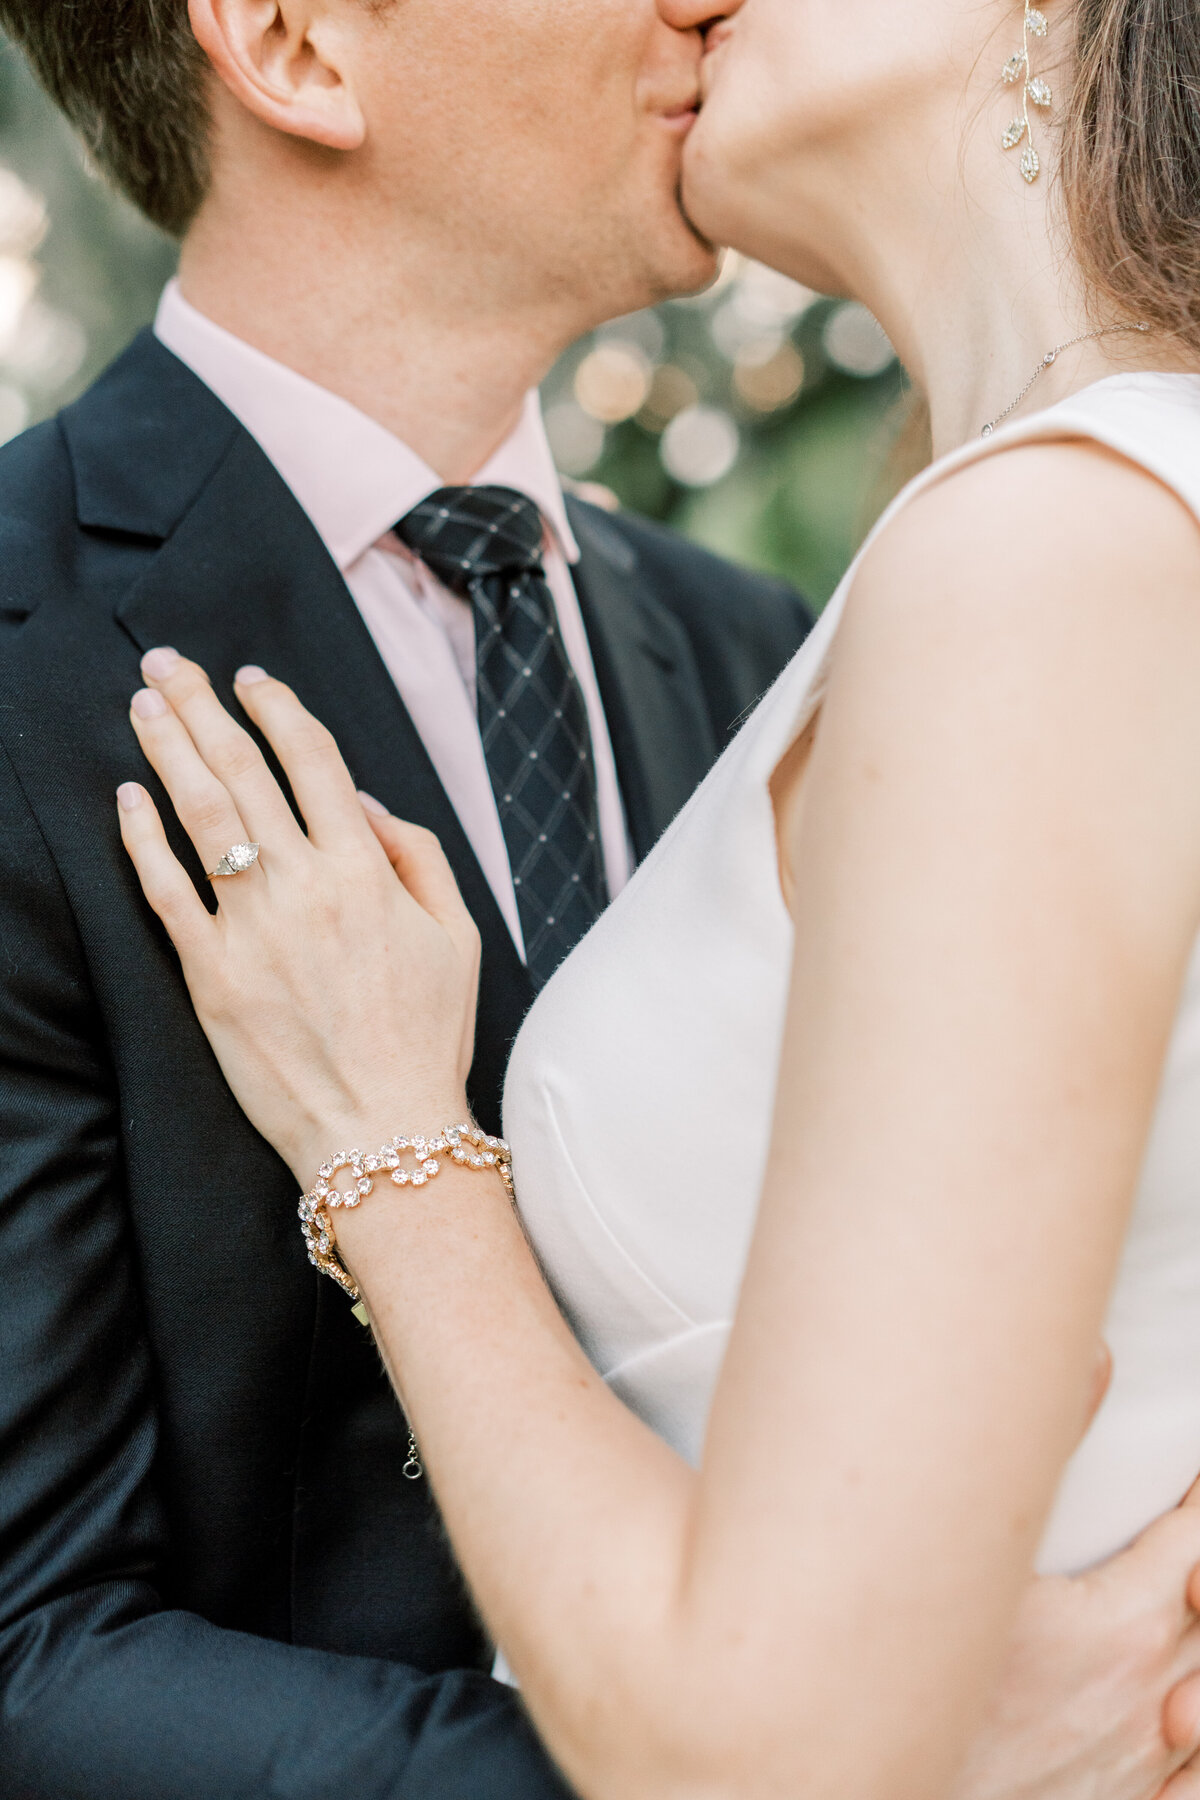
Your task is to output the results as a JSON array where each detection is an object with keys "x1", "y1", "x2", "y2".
[
  {"x1": 297, "y1": 1121, "x2": 514, "y2": 1304},
  {"x1": 296, "y1": 1122, "x2": 515, "y2": 1485}
]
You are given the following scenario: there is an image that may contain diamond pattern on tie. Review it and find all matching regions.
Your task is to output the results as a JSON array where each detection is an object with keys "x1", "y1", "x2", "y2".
[{"x1": 396, "y1": 486, "x2": 607, "y2": 988}]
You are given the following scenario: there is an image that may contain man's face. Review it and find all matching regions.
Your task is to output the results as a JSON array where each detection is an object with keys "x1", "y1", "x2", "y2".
[{"x1": 350, "y1": 0, "x2": 718, "y2": 327}]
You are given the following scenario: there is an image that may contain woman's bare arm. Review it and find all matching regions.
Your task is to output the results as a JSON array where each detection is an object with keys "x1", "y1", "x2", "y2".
[{"x1": 119, "y1": 441, "x2": 1200, "y2": 1800}]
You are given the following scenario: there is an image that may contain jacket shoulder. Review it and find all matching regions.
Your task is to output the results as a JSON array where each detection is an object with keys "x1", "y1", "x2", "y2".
[
  {"x1": 569, "y1": 497, "x2": 813, "y2": 639},
  {"x1": 568, "y1": 498, "x2": 814, "y2": 739},
  {"x1": 0, "y1": 414, "x2": 76, "y2": 518},
  {"x1": 0, "y1": 418, "x2": 80, "y2": 628}
]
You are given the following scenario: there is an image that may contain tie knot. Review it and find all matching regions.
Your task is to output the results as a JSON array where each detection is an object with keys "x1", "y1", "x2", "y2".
[{"x1": 396, "y1": 486, "x2": 547, "y2": 597}]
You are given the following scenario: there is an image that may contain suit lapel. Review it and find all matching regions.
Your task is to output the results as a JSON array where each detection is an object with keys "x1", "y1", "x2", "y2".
[
  {"x1": 60, "y1": 336, "x2": 533, "y2": 1111},
  {"x1": 123, "y1": 429, "x2": 530, "y2": 990},
  {"x1": 568, "y1": 500, "x2": 718, "y2": 862}
]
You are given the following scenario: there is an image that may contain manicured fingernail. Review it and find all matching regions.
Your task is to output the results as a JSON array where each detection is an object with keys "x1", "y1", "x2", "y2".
[
  {"x1": 131, "y1": 687, "x2": 168, "y2": 719},
  {"x1": 235, "y1": 665, "x2": 269, "y2": 686},
  {"x1": 117, "y1": 782, "x2": 145, "y2": 812},
  {"x1": 141, "y1": 647, "x2": 180, "y2": 680},
  {"x1": 358, "y1": 791, "x2": 389, "y2": 817}
]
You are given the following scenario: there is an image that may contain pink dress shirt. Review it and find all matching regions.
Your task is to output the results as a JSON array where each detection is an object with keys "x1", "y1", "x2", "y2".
[{"x1": 154, "y1": 280, "x2": 632, "y2": 959}]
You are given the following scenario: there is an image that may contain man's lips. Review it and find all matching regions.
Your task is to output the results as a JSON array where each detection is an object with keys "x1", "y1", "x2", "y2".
[{"x1": 655, "y1": 91, "x2": 702, "y2": 131}]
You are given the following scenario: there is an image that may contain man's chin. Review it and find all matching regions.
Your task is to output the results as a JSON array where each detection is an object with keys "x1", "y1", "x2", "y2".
[
  {"x1": 675, "y1": 177, "x2": 721, "y2": 262},
  {"x1": 636, "y1": 191, "x2": 722, "y2": 304},
  {"x1": 671, "y1": 214, "x2": 723, "y2": 296}
]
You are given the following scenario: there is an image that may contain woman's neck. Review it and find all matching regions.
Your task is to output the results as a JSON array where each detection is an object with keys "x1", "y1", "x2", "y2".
[
  {"x1": 854, "y1": 202, "x2": 1126, "y2": 457},
  {"x1": 807, "y1": 132, "x2": 1184, "y2": 460}
]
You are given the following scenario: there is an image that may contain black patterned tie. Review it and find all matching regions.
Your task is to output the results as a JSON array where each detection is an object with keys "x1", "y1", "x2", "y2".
[{"x1": 396, "y1": 486, "x2": 607, "y2": 988}]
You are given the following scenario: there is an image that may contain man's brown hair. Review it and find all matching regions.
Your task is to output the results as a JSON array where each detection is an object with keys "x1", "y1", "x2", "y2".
[{"x1": 0, "y1": 1, "x2": 210, "y2": 237}]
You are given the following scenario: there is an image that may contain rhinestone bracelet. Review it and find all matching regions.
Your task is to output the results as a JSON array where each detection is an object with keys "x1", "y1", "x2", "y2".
[{"x1": 297, "y1": 1122, "x2": 514, "y2": 1306}]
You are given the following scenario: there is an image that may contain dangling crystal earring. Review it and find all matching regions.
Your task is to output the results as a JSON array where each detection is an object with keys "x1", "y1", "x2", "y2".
[{"x1": 1001, "y1": 1, "x2": 1051, "y2": 183}]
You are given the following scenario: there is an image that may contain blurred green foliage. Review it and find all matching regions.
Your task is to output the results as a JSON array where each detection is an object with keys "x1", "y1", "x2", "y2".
[
  {"x1": 0, "y1": 35, "x2": 908, "y2": 609},
  {"x1": 0, "y1": 42, "x2": 176, "y2": 401}
]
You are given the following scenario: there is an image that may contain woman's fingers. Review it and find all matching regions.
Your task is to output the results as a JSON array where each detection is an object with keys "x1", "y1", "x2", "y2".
[
  {"x1": 1166, "y1": 1665, "x2": 1200, "y2": 1757},
  {"x1": 360, "y1": 793, "x2": 482, "y2": 1081},
  {"x1": 231, "y1": 666, "x2": 372, "y2": 851},
  {"x1": 360, "y1": 795, "x2": 479, "y2": 942},
  {"x1": 138, "y1": 649, "x2": 304, "y2": 851},
  {"x1": 116, "y1": 782, "x2": 214, "y2": 953},
  {"x1": 1080, "y1": 1341, "x2": 1113, "y2": 1439},
  {"x1": 129, "y1": 685, "x2": 259, "y2": 881}
]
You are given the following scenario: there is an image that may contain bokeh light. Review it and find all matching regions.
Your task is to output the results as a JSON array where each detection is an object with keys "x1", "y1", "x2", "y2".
[
  {"x1": 544, "y1": 400, "x2": 606, "y2": 478},
  {"x1": 638, "y1": 364, "x2": 699, "y2": 433},
  {"x1": 734, "y1": 343, "x2": 805, "y2": 413},
  {"x1": 574, "y1": 341, "x2": 653, "y2": 425},
  {"x1": 823, "y1": 302, "x2": 897, "y2": 378},
  {"x1": 0, "y1": 168, "x2": 88, "y2": 444},
  {"x1": 661, "y1": 406, "x2": 741, "y2": 488}
]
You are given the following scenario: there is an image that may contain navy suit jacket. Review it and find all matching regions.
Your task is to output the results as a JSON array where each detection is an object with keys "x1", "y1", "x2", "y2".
[{"x1": 0, "y1": 332, "x2": 812, "y2": 1799}]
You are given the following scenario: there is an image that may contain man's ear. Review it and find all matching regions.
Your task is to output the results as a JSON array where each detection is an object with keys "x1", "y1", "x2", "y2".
[{"x1": 188, "y1": 0, "x2": 367, "y2": 151}]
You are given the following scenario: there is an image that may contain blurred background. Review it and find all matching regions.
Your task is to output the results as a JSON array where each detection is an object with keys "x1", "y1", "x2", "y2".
[{"x1": 0, "y1": 38, "x2": 914, "y2": 611}]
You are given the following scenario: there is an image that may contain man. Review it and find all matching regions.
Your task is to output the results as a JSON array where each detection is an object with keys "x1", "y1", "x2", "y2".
[{"x1": 0, "y1": 1, "x2": 1198, "y2": 1796}]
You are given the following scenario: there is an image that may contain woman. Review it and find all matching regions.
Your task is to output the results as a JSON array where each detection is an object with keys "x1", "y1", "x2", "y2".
[{"x1": 114, "y1": 0, "x2": 1200, "y2": 1794}]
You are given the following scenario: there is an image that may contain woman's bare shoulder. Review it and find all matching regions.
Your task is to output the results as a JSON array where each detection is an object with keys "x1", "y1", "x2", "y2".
[
  {"x1": 854, "y1": 435, "x2": 1200, "y2": 641},
  {"x1": 789, "y1": 435, "x2": 1200, "y2": 938}
]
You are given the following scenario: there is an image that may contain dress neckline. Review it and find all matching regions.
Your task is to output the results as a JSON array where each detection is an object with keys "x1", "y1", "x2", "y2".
[
  {"x1": 758, "y1": 370, "x2": 1200, "y2": 790},
  {"x1": 917, "y1": 370, "x2": 1200, "y2": 513},
  {"x1": 835, "y1": 371, "x2": 1200, "y2": 628}
]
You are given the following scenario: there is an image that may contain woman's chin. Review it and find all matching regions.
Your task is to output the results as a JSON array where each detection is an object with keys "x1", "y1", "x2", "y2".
[
  {"x1": 682, "y1": 122, "x2": 841, "y2": 293},
  {"x1": 682, "y1": 151, "x2": 787, "y2": 278},
  {"x1": 680, "y1": 124, "x2": 753, "y2": 259},
  {"x1": 681, "y1": 109, "x2": 804, "y2": 273}
]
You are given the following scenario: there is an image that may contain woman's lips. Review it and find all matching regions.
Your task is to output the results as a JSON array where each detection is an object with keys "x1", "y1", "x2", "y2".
[
  {"x1": 699, "y1": 17, "x2": 735, "y2": 95},
  {"x1": 651, "y1": 83, "x2": 702, "y2": 133}
]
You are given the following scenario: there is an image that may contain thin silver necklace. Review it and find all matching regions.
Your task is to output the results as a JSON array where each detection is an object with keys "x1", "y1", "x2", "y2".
[{"x1": 980, "y1": 320, "x2": 1150, "y2": 438}]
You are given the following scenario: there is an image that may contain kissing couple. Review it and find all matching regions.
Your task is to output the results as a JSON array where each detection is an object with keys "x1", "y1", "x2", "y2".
[{"x1": 4, "y1": 0, "x2": 1200, "y2": 1796}]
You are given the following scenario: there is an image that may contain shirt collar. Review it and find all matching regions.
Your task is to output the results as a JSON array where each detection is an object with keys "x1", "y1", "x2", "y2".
[{"x1": 153, "y1": 278, "x2": 579, "y2": 573}]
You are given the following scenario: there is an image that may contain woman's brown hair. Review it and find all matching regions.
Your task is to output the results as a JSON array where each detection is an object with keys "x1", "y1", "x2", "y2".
[{"x1": 1064, "y1": 0, "x2": 1200, "y2": 349}]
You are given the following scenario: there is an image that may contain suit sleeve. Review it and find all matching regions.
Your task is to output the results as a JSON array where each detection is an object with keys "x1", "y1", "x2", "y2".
[{"x1": 0, "y1": 738, "x2": 572, "y2": 1800}]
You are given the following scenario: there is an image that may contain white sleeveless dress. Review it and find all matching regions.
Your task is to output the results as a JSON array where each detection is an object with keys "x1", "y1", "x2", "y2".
[{"x1": 504, "y1": 374, "x2": 1200, "y2": 1575}]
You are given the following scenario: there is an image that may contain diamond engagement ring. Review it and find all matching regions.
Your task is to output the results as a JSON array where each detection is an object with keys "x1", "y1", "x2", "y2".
[{"x1": 206, "y1": 842, "x2": 261, "y2": 880}]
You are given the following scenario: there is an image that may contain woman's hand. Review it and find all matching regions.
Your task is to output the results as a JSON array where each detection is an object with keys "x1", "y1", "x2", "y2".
[{"x1": 116, "y1": 647, "x2": 481, "y2": 1186}]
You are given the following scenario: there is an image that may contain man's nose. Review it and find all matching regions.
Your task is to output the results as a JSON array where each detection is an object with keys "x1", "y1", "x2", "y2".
[{"x1": 656, "y1": 0, "x2": 743, "y2": 33}]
